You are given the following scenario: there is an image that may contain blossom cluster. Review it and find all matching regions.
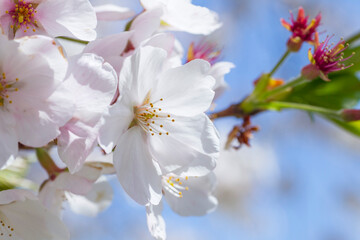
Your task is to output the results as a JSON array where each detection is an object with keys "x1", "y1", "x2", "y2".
[{"x1": 0, "y1": 0, "x2": 234, "y2": 239}]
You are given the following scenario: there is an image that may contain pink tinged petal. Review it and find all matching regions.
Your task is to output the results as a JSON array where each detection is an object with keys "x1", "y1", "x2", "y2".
[
  {"x1": 146, "y1": 203, "x2": 166, "y2": 240},
  {"x1": 57, "y1": 53, "x2": 117, "y2": 172},
  {"x1": 38, "y1": 181, "x2": 64, "y2": 215},
  {"x1": 17, "y1": 35, "x2": 68, "y2": 82},
  {"x1": 0, "y1": 189, "x2": 36, "y2": 205},
  {"x1": 67, "y1": 177, "x2": 113, "y2": 217},
  {"x1": 141, "y1": 33, "x2": 175, "y2": 57},
  {"x1": 94, "y1": 4, "x2": 136, "y2": 21},
  {"x1": 12, "y1": 85, "x2": 74, "y2": 147},
  {"x1": 130, "y1": 8, "x2": 163, "y2": 47},
  {"x1": 152, "y1": 59, "x2": 215, "y2": 116},
  {"x1": 36, "y1": 0, "x2": 97, "y2": 40},
  {"x1": 210, "y1": 61, "x2": 235, "y2": 100},
  {"x1": 119, "y1": 46, "x2": 167, "y2": 105},
  {"x1": 164, "y1": 173, "x2": 217, "y2": 216},
  {"x1": 0, "y1": 113, "x2": 18, "y2": 168},
  {"x1": 53, "y1": 172, "x2": 94, "y2": 195},
  {"x1": 98, "y1": 102, "x2": 134, "y2": 153},
  {"x1": 114, "y1": 126, "x2": 162, "y2": 205},
  {"x1": 83, "y1": 31, "x2": 133, "y2": 64},
  {"x1": 0, "y1": 194, "x2": 70, "y2": 240},
  {"x1": 58, "y1": 120, "x2": 100, "y2": 173}
]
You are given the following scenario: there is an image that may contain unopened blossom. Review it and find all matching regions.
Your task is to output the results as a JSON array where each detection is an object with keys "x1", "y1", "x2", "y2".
[
  {"x1": 281, "y1": 7, "x2": 321, "y2": 51},
  {"x1": 99, "y1": 46, "x2": 219, "y2": 205},
  {"x1": 0, "y1": 189, "x2": 69, "y2": 239},
  {"x1": 186, "y1": 41, "x2": 235, "y2": 101},
  {"x1": 57, "y1": 53, "x2": 117, "y2": 173},
  {"x1": 140, "y1": 0, "x2": 221, "y2": 35},
  {"x1": 0, "y1": 0, "x2": 97, "y2": 40},
  {"x1": 146, "y1": 172, "x2": 217, "y2": 240},
  {"x1": 341, "y1": 109, "x2": 360, "y2": 122},
  {"x1": 0, "y1": 34, "x2": 73, "y2": 167},
  {"x1": 301, "y1": 35, "x2": 354, "y2": 81}
]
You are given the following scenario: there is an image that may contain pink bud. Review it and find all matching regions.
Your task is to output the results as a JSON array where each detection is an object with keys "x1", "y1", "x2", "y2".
[{"x1": 342, "y1": 109, "x2": 360, "y2": 122}]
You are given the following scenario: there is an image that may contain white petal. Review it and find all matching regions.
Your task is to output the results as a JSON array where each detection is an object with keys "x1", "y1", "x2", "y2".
[
  {"x1": 119, "y1": 46, "x2": 167, "y2": 105},
  {"x1": 146, "y1": 203, "x2": 166, "y2": 240},
  {"x1": 164, "y1": 114, "x2": 219, "y2": 176},
  {"x1": 149, "y1": 115, "x2": 217, "y2": 175},
  {"x1": 141, "y1": 0, "x2": 221, "y2": 35},
  {"x1": 141, "y1": 33, "x2": 175, "y2": 57},
  {"x1": 67, "y1": 177, "x2": 113, "y2": 217},
  {"x1": 0, "y1": 113, "x2": 18, "y2": 168},
  {"x1": 98, "y1": 102, "x2": 134, "y2": 153},
  {"x1": 37, "y1": 0, "x2": 97, "y2": 40},
  {"x1": 130, "y1": 8, "x2": 163, "y2": 47},
  {"x1": 114, "y1": 126, "x2": 162, "y2": 205},
  {"x1": 210, "y1": 62, "x2": 235, "y2": 100},
  {"x1": 83, "y1": 31, "x2": 133, "y2": 67},
  {"x1": 151, "y1": 59, "x2": 215, "y2": 117},
  {"x1": 0, "y1": 194, "x2": 69, "y2": 240},
  {"x1": 165, "y1": 173, "x2": 217, "y2": 216},
  {"x1": 0, "y1": 189, "x2": 36, "y2": 205},
  {"x1": 94, "y1": 4, "x2": 135, "y2": 21}
]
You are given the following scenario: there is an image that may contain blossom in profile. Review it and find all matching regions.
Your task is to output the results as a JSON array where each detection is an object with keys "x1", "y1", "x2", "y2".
[
  {"x1": 187, "y1": 41, "x2": 235, "y2": 101},
  {"x1": 0, "y1": 0, "x2": 97, "y2": 40},
  {"x1": 56, "y1": 53, "x2": 117, "y2": 173},
  {"x1": 281, "y1": 7, "x2": 321, "y2": 51},
  {"x1": 301, "y1": 35, "x2": 354, "y2": 81},
  {"x1": 0, "y1": 189, "x2": 69, "y2": 239},
  {"x1": 99, "y1": 46, "x2": 219, "y2": 205},
  {"x1": 0, "y1": 34, "x2": 73, "y2": 167}
]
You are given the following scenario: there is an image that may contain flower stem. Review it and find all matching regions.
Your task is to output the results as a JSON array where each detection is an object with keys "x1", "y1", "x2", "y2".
[
  {"x1": 269, "y1": 49, "x2": 290, "y2": 76},
  {"x1": 56, "y1": 36, "x2": 89, "y2": 45},
  {"x1": 259, "y1": 101, "x2": 341, "y2": 117},
  {"x1": 36, "y1": 148, "x2": 63, "y2": 178},
  {"x1": 260, "y1": 75, "x2": 306, "y2": 100}
]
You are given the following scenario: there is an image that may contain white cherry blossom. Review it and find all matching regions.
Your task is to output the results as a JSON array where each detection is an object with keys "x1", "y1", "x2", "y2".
[
  {"x1": 0, "y1": 0, "x2": 97, "y2": 40},
  {"x1": 0, "y1": 189, "x2": 69, "y2": 239},
  {"x1": 99, "y1": 46, "x2": 219, "y2": 206},
  {"x1": 0, "y1": 34, "x2": 73, "y2": 167}
]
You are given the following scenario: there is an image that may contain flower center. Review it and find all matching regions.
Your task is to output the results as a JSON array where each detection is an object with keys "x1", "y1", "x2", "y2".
[
  {"x1": 134, "y1": 96, "x2": 175, "y2": 136},
  {"x1": 0, "y1": 72, "x2": 19, "y2": 107},
  {"x1": 162, "y1": 175, "x2": 190, "y2": 198},
  {"x1": 6, "y1": 0, "x2": 38, "y2": 33}
]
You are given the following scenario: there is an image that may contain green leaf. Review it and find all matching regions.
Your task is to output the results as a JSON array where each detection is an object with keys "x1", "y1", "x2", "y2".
[
  {"x1": 342, "y1": 45, "x2": 360, "y2": 73},
  {"x1": 282, "y1": 72, "x2": 360, "y2": 110},
  {"x1": 327, "y1": 117, "x2": 360, "y2": 137}
]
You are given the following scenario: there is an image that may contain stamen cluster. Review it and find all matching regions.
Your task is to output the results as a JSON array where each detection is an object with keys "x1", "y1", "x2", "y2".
[{"x1": 6, "y1": 0, "x2": 38, "y2": 33}]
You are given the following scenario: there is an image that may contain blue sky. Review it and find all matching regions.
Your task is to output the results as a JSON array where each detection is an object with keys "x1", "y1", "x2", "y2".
[{"x1": 66, "y1": 1, "x2": 360, "y2": 239}]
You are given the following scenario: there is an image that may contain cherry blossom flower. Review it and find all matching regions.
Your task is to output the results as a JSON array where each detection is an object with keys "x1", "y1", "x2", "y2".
[
  {"x1": 0, "y1": 34, "x2": 73, "y2": 167},
  {"x1": 0, "y1": 189, "x2": 69, "y2": 239},
  {"x1": 301, "y1": 35, "x2": 353, "y2": 81},
  {"x1": 140, "y1": 0, "x2": 221, "y2": 35},
  {"x1": 281, "y1": 7, "x2": 321, "y2": 51},
  {"x1": 99, "y1": 46, "x2": 219, "y2": 205},
  {"x1": 0, "y1": 0, "x2": 97, "y2": 40},
  {"x1": 56, "y1": 53, "x2": 117, "y2": 173}
]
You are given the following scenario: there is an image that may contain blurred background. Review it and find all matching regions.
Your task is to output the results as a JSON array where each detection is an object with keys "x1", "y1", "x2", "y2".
[{"x1": 61, "y1": 0, "x2": 360, "y2": 239}]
